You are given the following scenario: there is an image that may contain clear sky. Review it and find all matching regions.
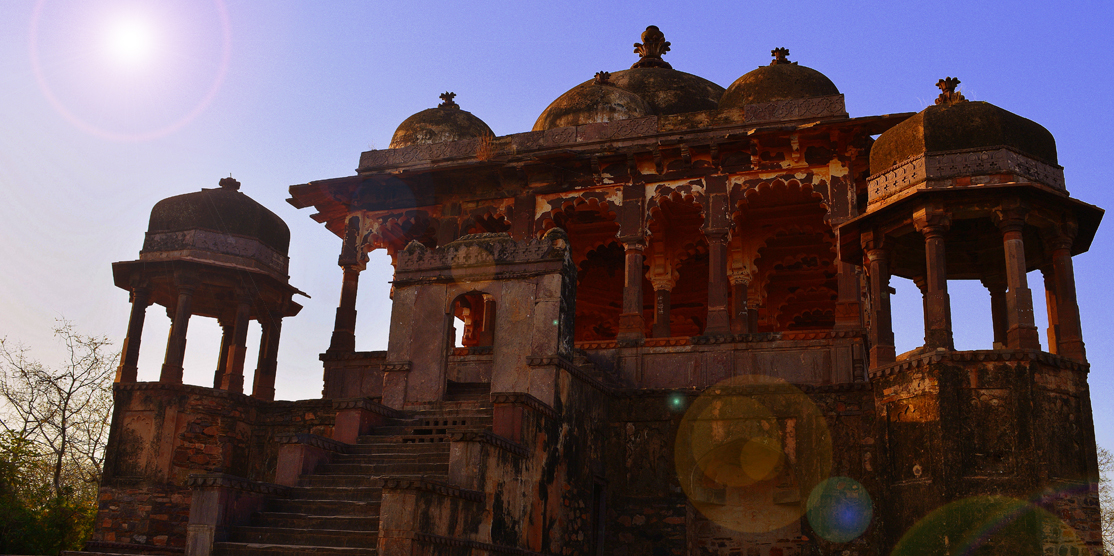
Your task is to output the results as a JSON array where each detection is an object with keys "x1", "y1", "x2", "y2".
[{"x1": 2, "y1": 1, "x2": 1113, "y2": 446}]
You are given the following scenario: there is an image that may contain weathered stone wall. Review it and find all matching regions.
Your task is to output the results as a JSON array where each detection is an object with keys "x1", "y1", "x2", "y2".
[{"x1": 93, "y1": 382, "x2": 337, "y2": 553}]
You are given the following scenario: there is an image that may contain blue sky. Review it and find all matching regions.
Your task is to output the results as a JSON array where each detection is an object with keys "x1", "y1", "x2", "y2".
[{"x1": 2, "y1": 0, "x2": 1113, "y2": 446}]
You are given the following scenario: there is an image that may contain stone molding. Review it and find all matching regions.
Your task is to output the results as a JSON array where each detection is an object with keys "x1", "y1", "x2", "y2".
[
  {"x1": 84, "y1": 541, "x2": 184, "y2": 555},
  {"x1": 577, "y1": 329, "x2": 867, "y2": 350},
  {"x1": 744, "y1": 95, "x2": 847, "y2": 125},
  {"x1": 868, "y1": 146, "x2": 1067, "y2": 204},
  {"x1": 451, "y1": 345, "x2": 494, "y2": 356},
  {"x1": 141, "y1": 229, "x2": 289, "y2": 276},
  {"x1": 382, "y1": 361, "x2": 413, "y2": 372},
  {"x1": 380, "y1": 477, "x2": 485, "y2": 503},
  {"x1": 414, "y1": 532, "x2": 544, "y2": 556},
  {"x1": 450, "y1": 430, "x2": 530, "y2": 458},
  {"x1": 869, "y1": 349, "x2": 1089, "y2": 379},
  {"x1": 526, "y1": 355, "x2": 610, "y2": 393},
  {"x1": 395, "y1": 233, "x2": 567, "y2": 274},
  {"x1": 185, "y1": 473, "x2": 290, "y2": 496},
  {"x1": 272, "y1": 433, "x2": 349, "y2": 453},
  {"x1": 331, "y1": 397, "x2": 401, "y2": 417},
  {"x1": 612, "y1": 381, "x2": 872, "y2": 399},
  {"x1": 490, "y1": 392, "x2": 560, "y2": 421},
  {"x1": 319, "y1": 350, "x2": 387, "y2": 362}
]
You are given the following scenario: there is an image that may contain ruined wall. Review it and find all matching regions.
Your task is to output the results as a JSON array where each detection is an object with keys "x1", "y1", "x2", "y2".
[{"x1": 93, "y1": 383, "x2": 336, "y2": 553}]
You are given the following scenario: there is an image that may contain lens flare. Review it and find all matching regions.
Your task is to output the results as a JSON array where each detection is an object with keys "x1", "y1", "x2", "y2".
[
  {"x1": 675, "y1": 375, "x2": 832, "y2": 533},
  {"x1": 806, "y1": 477, "x2": 873, "y2": 543},
  {"x1": 104, "y1": 16, "x2": 155, "y2": 68}
]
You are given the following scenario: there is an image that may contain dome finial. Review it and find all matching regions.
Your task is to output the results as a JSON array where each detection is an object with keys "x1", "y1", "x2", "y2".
[
  {"x1": 219, "y1": 175, "x2": 240, "y2": 190},
  {"x1": 631, "y1": 25, "x2": 672, "y2": 69},
  {"x1": 594, "y1": 71, "x2": 611, "y2": 85},
  {"x1": 770, "y1": 47, "x2": 794, "y2": 66},
  {"x1": 934, "y1": 77, "x2": 967, "y2": 106},
  {"x1": 439, "y1": 92, "x2": 458, "y2": 109}
]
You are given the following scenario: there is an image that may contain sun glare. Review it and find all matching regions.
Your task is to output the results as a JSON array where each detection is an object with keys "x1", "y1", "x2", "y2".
[{"x1": 105, "y1": 16, "x2": 155, "y2": 67}]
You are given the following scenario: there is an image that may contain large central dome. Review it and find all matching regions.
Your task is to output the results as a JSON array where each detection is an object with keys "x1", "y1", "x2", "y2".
[{"x1": 533, "y1": 26, "x2": 724, "y2": 131}]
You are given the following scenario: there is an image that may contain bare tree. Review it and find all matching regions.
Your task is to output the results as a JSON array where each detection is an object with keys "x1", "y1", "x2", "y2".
[
  {"x1": 1100, "y1": 446, "x2": 1114, "y2": 555},
  {"x1": 0, "y1": 320, "x2": 115, "y2": 498}
]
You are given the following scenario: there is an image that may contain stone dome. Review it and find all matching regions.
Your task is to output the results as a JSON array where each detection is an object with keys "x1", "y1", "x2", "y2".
[
  {"x1": 147, "y1": 177, "x2": 290, "y2": 255},
  {"x1": 533, "y1": 72, "x2": 653, "y2": 131},
  {"x1": 719, "y1": 48, "x2": 840, "y2": 110},
  {"x1": 390, "y1": 93, "x2": 494, "y2": 149},
  {"x1": 533, "y1": 26, "x2": 725, "y2": 131},
  {"x1": 870, "y1": 78, "x2": 1057, "y2": 175}
]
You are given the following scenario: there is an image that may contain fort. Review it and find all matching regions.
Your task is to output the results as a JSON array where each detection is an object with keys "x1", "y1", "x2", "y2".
[{"x1": 74, "y1": 27, "x2": 1104, "y2": 556}]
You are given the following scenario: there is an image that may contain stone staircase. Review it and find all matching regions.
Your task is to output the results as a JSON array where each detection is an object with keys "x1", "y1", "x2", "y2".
[{"x1": 211, "y1": 399, "x2": 492, "y2": 556}]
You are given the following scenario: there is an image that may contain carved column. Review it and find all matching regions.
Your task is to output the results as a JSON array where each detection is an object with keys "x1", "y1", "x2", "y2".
[
  {"x1": 116, "y1": 285, "x2": 150, "y2": 383},
  {"x1": 329, "y1": 264, "x2": 361, "y2": 353},
  {"x1": 221, "y1": 292, "x2": 254, "y2": 394},
  {"x1": 1040, "y1": 267, "x2": 1060, "y2": 354},
  {"x1": 729, "y1": 272, "x2": 751, "y2": 334},
  {"x1": 161, "y1": 274, "x2": 198, "y2": 384},
  {"x1": 863, "y1": 233, "x2": 895, "y2": 367},
  {"x1": 705, "y1": 232, "x2": 730, "y2": 335},
  {"x1": 252, "y1": 313, "x2": 283, "y2": 401},
  {"x1": 477, "y1": 295, "x2": 496, "y2": 346},
  {"x1": 1044, "y1": 225, "x2": 1086, "y2": 360},
  {"x1": 212, "y1": 321, "x2": 233, "y2": 388},
  {"x1": 914, "y1": 207, "x2": 953, "y2": 350},
  {"x1": 647, "y1": 247, "x2": 676, "y2": 338},
  {"x1": 981, "y1": 276, "x2": 1009, "y2": 350},
  {"x1": 617, "y1": 242, "x2": 647, "y2": 341},
  {"x1": 993, "y1": 202, "x2": 1040, "y2": 349}
]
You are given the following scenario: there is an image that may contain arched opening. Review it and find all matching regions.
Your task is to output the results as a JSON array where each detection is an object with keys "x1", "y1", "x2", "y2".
[
  {"x1": 646, "y1": 190, "x2": 706, "y2": 338},
  {"x1": 462, "y1": 211, "x2": 511, "y2": 235},
  {"x1": 450, "y1": 291, "x2": 495, "y2": 349}
]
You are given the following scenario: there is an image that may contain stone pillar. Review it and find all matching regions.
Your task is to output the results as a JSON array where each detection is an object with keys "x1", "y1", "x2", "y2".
[
  {"x1": 329, "y1": 264, "x2": 361, "y2": 353},
  {"x1": 252, "y1": 314, "x2": 282, "y2": 401},
  {"x1": 220, "y1": 294, "x2": 254, "y2": 394},
  {"x1": 705, "y1": 232, "x2": 730, "y2": 335},
  {"x1": 1045, "y1": 226, "x2": 1086, "y2": 361},
  {"x1": 161, "y1": 275, "x2": 197, "y2": 383},
  {"x1": 617, "y1": 242, "x2": 646, "y2": 341},
  {"x1": 116, "y1": 286, "x2": 150, "y2": 383},
  {"x1": 993, "y1": 203, "x2": 1040, "y2": 349},
  {"x1": 477, "y1": 295, "x2": 496, "y2": 346},
  {"x1": 914, "y1": 207, "x2": 953, "y2": 350},
  {"x1": 982, "y1": 276, "x2": 1009, "y2": 350},
  {"x1": 212, "y1": 322, "x2": 233, "y2": 388},
  {"x1": 729, "y1": 272, "x2": 750, "y2": 334},
  {"x1": 863, "y1": 236, "x2": 895, "y2": 367},
  {"x1": 1040, "y1": 268, "x2": 1060, "y2": 355}
]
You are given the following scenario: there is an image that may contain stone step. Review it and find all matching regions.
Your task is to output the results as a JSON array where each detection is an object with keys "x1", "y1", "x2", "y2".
[
  {"x1": 329, "y1": 452, "x2": 448, "y2": 463},
  {"x1": 362, "y1": 425, "x2": 484, "y2": 436},
  {"x1": 284, "y1": 485, "x2": 384, "y2": 501},
  {"x1": 358, "y1": 434, "x2": 454, "y2": 444},
  {"x1": 267, "y1": 498, "x2": 381, "y2": 516},
  {"x1": 252, "y1": 511, "x2": 379, "y2": 531},
  {"x1": 229, "y1": 526, "x2": 379, "y2": 549},
  {"x1": 213, "y1": 542, "x2": 377, "y2": 556},
  {"x1": 298, "y1": 474, "x2": 386, "y2": 488},
  {"x1": 347, "y1": 440, "x2": 453, "y2": 452},
  {"x1": 317, "y1": 462, "x2": 449, "y2": 475}
]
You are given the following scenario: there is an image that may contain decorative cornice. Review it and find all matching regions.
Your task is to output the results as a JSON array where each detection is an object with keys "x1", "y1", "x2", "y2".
[
  {"x1": 381, "y1": 477, "x2": 485, "y2": 503},
  {"x1": 331, "y1": 397, "x2": 401, "y2": 417},
  {"x1": 320, "y1": 350, "x2": 387, "y2": 362},
  {"x1": 140, "y1": 229, "x2": 289, "y2": 277},
  {"x1": 383, "y1": 361, "x2": 413, "y2": 372},
  {"x1": 185, "y1": 473, "x2": 290, "y2": 496},
  {"x1": 868, "y1": 146, "x2": 1066, "y2": 205},
  {"x1": 744, "y1": 95, "x2": 847, "y2": 125},
  {"x1": 490, "y1": 392, "x2": 560, "y2": 421},
  {"x1": 450, "y1": 430, "x2": 530, "y2": 458},
  {"x1": 869, "y1": 349, "x2": 1089, "y2": 379},
  {"x1": 414, "y1": 533, "x2": 543, "y2": 556},
  {"x1": 526, "y1": 355, "x2": 610, "y2": 393},
  {"x1": 272, "y1": 433, "x2": 349, "y2": 453},
  {"x1": 611, "y1": 381, "x2": 872, "y2": 399}
]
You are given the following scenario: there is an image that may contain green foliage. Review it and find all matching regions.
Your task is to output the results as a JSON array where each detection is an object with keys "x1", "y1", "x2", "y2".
[{"x1": 0, "y1": 322, "x2": 116, "y2": 555}]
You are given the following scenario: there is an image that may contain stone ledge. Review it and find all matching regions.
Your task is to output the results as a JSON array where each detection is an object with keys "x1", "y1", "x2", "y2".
[
  {"x1": 319, "y1": 350, "x2": 387, "y2": 362},
  {"x1": 272, "y1": 432, "x2": 350, "y2": 453},
  {"x1": 490, "y1": 392, "x2": 559, "y2": 421},
  {"x1": 381, "y1": 477, "x2": 485, "y2": 503},
  {"x1": 869, "y1": 349, "x2": 1089, "y2": 379},
  {"x1": 415, "y1": 532, "x2": 543, "y2": 556},
  {"x1": 331, "y1": 396, "x2": 400, "y2": 417},
  {"x1": 526, "y1": 355, "x2": 610, "y2": 394},
  {"x1": 613, "y1": 381, "x2": 873, "y2": 398},
  {"x1": 185, "y1": 473, "x2": 289, "y2": 496},
  {"x1": 450, "y1": 430, "x2": 530, "y2": 458}
]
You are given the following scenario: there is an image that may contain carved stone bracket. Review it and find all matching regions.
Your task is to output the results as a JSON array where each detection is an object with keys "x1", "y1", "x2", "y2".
[{"x1": 186, "y1": 473, "x2": 290, "y2": 497}]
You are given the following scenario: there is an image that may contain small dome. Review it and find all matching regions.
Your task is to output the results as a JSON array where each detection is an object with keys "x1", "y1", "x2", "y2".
[
  {"x1": 870, "y1": 78, "x2": 1057, "y2": 175},
  {"x1": 147, "y1": 177, "x2": 290, "y2": 255},
  {"x1": 390, "y1": 93, "x2": 494, "y2": 149},
  {"x1": 720, "y1": 48, "x2": 840, "y2": 110},
  {"x1": 533, "y1": 72, "x2": 653, "y2": 131},
  {"x1": 533, "y1": 26, "x2": 725, "y2": 131}
]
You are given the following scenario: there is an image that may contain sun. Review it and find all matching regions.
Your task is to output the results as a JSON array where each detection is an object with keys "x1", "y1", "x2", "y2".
[{"x1": 104, "y1": 15, "x2": 156, "y2": 68}]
